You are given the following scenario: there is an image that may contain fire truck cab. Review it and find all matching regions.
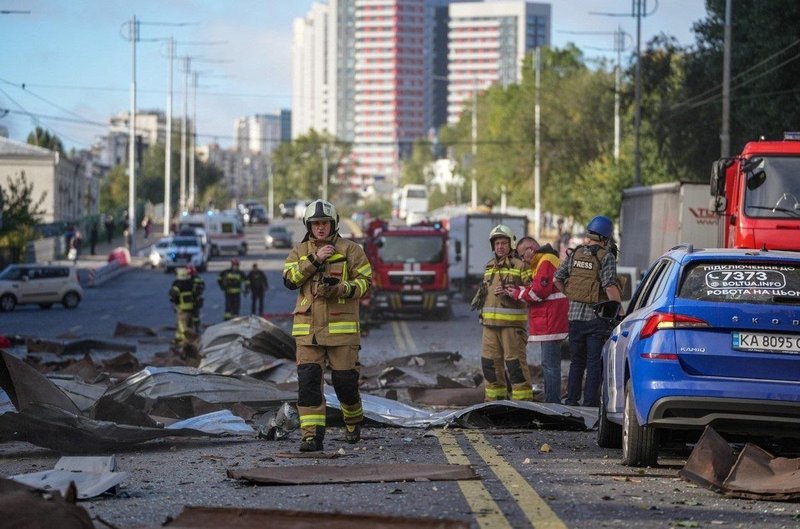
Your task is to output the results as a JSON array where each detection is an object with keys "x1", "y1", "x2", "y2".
[
  {"x1": 363, "y1": 219, "x2": 451, "y2": 320},
  {"x1": 711, "y1": 133, "x2": 800, "y2": 250}
]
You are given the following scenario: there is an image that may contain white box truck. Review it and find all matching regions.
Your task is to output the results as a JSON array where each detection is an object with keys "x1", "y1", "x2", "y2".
[
  {"x1": 619, "y1": 181, "x2": 718, "y2": 275},
  {"x1": 447, "y1": 213, "x2": 528, "y2": 300},
  {"x1": 178, "y1": 212, "x2": 248, "y2": 257}
]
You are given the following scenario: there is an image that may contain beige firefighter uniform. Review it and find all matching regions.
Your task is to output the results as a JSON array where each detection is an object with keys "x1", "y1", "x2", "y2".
[
  {"x1": 283, "y1": 233, "x2": 372, "y2": 443},
  {"x1": 480, "y1": 254, "x2": 532, "y2": 401}
]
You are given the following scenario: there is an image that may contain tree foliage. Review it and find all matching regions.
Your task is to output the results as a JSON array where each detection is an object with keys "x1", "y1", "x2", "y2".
[
  {"x1": 0, "y1": 171, "x2": 46, "y2": 261},
  {"x1": 26, "y1": 127, "x2": 64, "y2": 155}
]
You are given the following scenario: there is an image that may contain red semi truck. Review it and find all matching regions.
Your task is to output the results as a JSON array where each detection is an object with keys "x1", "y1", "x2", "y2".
[
  {"x1": 363, "y1": 219, "x2": 452, "y2": 320},
  {"x1": 711, "y1": 133, "x2": 800, "y2": 250}
]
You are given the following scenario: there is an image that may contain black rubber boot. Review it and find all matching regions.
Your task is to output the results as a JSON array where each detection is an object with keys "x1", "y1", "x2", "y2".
[
  {"x1": 299, "y1": 436, "x2": 323, "y2": 452},
  {"x1": 345, "y1": 424, "x2": 361, "y2": 444}
]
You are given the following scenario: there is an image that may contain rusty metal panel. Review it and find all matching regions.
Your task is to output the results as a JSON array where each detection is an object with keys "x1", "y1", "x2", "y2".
[
  {"x1": 228, "y1": 463, "x2": 478, "y2": 486},
  {"x1": 161, "y1": 506, "x2": 470, "y2": 528}
]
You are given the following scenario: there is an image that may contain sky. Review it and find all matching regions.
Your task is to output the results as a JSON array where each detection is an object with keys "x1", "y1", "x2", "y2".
[{"x1": 0, "y1": 0, "x2": 710, "y2": 152}]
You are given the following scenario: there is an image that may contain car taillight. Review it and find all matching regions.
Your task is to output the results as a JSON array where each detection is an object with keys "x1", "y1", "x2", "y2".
[{"x1": 640, "y1": 312, "x2": 709, "y2": 339}]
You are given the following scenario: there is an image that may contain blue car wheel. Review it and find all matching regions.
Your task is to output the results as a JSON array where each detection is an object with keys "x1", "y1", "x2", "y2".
[{"x1": 622, "y1": 380, "x2": 658, "y2": 467}]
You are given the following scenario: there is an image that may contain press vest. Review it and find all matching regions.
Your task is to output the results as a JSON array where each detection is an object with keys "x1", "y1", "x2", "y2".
[{"x1": 563, "y1": 244, "x2": 609, "y2": 304}]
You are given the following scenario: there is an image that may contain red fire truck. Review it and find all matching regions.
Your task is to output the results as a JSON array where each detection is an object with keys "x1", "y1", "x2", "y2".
[
  {"x1": 363, "y1": 219, "x2": 452, "y2": 320},
  {"x1": 711, "y1": 133, "x2": 800, "y2": 250}
]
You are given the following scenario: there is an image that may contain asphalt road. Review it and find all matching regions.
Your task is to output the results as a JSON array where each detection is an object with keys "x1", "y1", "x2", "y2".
[{"x1": 2, "y1": 224, "x2": 800, "y2": 528}]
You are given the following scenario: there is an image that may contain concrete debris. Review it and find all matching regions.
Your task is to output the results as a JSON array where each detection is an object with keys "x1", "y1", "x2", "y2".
[
  {"x1": 361, "y1": 352, "x2": 482, "y2": 392},
  {"x1": 113, "y1": 321, "x2": 158, "y2": 337},
  {"x1": 680, "y1": 426, "x2": 800, "y2": 500},
  {"x1": 9, "y1": 455, "x2": 127, "y2": 499},
  {"x1": 227, "y1": 462, "x2": 478, "y2": 486},
  {"x1": 26, "y1": 337, "x2": 136, "y2": 356},
  {"x1": 0, "y1": 478, "x2": 93, "y2": 529},
  {"x1": 158, "y1": 505, "x2": 470, "y2": 528}
]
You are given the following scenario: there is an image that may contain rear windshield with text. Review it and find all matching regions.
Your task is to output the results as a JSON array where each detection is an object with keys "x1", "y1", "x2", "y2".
[{"x1": 678, "y1": 262, "x2": 800, "y2": 304}]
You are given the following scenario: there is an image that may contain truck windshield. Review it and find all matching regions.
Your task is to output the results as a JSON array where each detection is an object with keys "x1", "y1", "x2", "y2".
[
  {"x1": 744, "y1": 156, "x2": 800, "y2": 218},
  {"x1": 378, "y1": 236, "x2": 444, "y2": 264}
]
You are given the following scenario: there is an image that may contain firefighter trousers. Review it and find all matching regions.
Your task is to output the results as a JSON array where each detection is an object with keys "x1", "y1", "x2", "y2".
[
  {"x1": 174, "y1": 310, "x2": 193, "y2": 345},
  {"x1": 480, "y1": 325, "x2": 532, "y2": 401},
  {"x1": 296, "y1": 343, "x2": 363, "y2": 440},
  {"x1": 223, "y1": 292, "x2": 240, "y2": 320}
]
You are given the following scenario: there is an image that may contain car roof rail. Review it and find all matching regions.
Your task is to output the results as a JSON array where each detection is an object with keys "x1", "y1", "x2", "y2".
[{"x1": 669, "y1": 243, "x2": 695, "y2": 253}]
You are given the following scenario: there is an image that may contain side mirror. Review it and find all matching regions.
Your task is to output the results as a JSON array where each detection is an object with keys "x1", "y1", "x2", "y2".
[
  {"x1": 710, "y1": 160, "x2": 726, "y2": 196},
  {"x1": 710, "y1": 195, "x2": 727, "y2": 213}
]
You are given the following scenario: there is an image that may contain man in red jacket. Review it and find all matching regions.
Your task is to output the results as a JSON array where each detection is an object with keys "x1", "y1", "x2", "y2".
[{"x1": 506, "y1": 237, "x2": 569, "y2": 403}]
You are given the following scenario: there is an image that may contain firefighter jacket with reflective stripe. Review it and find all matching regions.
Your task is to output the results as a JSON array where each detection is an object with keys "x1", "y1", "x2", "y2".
[
  {"x1": 170, "y1": 278, "x2": 195, "y2": 312},
  {"x1": 283, "y1": 234, "x2": 372, "y2": 346},
  {"x1": 510, "y1": 244, "x2": 568, "y2": 342},
  {"x1": 218, "y1": 268, "x2": 245, "y2": 294},
  {"x1": 563, "y1": 244, "x2": 609, "y2": 305},
  {"x1": 480, "y1": 254, "x2": 530, "y2": 328}
]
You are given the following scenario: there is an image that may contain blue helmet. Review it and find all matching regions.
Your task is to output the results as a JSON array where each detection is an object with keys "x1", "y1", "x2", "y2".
[{"x1": 587, "y1": 215, "x2": 613, "y2": 240}]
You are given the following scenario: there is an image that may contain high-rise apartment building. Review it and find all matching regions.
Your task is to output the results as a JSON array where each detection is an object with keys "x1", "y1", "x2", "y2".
[
  {"x1": 235, "y1": 113, "x2": 283, "y2": 156},
  {"x1": 292, "y1": 0, "x2": 551, "y2": 188},
  {"x1": 447, "y1": 2, "x2": 550, "y2": 123}
]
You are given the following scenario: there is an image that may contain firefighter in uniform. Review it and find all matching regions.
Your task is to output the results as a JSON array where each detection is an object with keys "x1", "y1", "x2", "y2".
[
  {"x1": 217, "y1": 258, "x2": 245, "y2": 320},
  {"x1": 478, "y1": 224, "x2": 532, "y2": 401},
  {"x1": 169, "y1": 267, "x2": 195, "y2": 346},
  {"x1": 186, "y1": 264, "x2": 205, "y2": 332},
  {"x1": 283, "y1": 199, "x2": 372, "y2": 452},
  {"x1": 554, "y1": 215, "x2": 622, "y2": 406}
]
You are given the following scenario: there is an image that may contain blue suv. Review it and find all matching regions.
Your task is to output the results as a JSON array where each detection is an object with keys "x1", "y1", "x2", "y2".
[{"x1": 599, "y1": 245, "x2": 800, "y2": 466}]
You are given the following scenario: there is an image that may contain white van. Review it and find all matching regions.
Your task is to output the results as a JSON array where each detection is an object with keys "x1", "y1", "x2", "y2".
[
  {"x1": 398, "y1": 185, "x2": 428, "y2": 221},
  {"x1": 179, "y1": 213, "x2": 247, "y2": 257}
]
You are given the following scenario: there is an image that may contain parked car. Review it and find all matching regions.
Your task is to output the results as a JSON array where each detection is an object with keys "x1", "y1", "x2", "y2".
[
  {"x1": 265, "y1": 225, "x2": 293, "y2": 249},
  {"x1": 599, "y1": 246, "x2": 800, "y2": 467},
  {"x1": 0, "y1": 264, "x2": 83, "y2": 311},
  {"x1": 164, "y1": 236, "x2": 209, "y2": 273},
  {"x1": 148, "y1": 237, "x2": 173, "y2": 269}
]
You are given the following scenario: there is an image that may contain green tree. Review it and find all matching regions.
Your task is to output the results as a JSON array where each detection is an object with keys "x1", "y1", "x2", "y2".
[
  {"x1": 26, "y1": 127, "x2": 65, "y2": 155},
  {"x1": 99, "y1": 165, "x2": 128, "y2": 214},
  {"x1": 269, "y1": 130, "x2": 350, "y2": 207},
  {"x1": 0, "y1": 171, "x2": 46, "y2": 262},
  {"x1": 399, "y1": 139, "x2": 435, "y2": 186}
]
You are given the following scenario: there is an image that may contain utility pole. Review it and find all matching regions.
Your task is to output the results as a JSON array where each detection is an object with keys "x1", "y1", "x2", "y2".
[
  {"x1": 163, "y1": 37, "x2": 174, "y2": 236},
  {"x1": 533, "y1": 47, "x2": 541, "y2": 241},
  {"x1": 267, "y1": 160, "x2": 274, "y2": 222},
  {"x1": 471, "y1": 79, "x2": 478, "y2": 209},
  {"x1": 633, "y1": 0, "x2": 643, "y2": 186},
  {"x1": 322, "y1": 144, "x2": 329, "y2": 201},
  {"x1": 180, "y1": 56, "x2": 190, "y2": 214},
  {"x1": 614, "y1": 26, "x2": 623, "y2": 161},
  {"x1": 127, "y1": 15, "x2": 138, "y2": 255},
  {"x1": 721, "y1": 0, "x2": 732, "y2": 157},
  {"x1": 189, "y1": 70, "x2": 198, "y2": 210}
]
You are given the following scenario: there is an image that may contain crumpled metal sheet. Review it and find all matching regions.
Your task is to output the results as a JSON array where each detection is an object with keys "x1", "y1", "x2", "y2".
[
  {"x1": 228, "y1": 462, "x2": 478, "y2": 486},
  {"x1": 680, "y1": 426, "x2": 800, "y2": 500},
  {"x1": 10, "y1": 455, "x2": 127, "y2": 500},
  {"x1": 0, "y1": 402, "x2": 217, "y2": 453},
  {"x1": 49, "y1": 375, "x2": 108, "y2": 412},
  {"x1": 0, "y1": 478, "x2": 94, "y2": 529},
  {"x1": 199, "y1": 339, "x2": 287, "y2": 377},
  {"x1": 93, "y1": 366, "x2": 297, "y2": 420},
  {"x1": 324, "y1": 386, "x2": 592, "y2": 430},
  {"x1": 167, "y1": 410, "x2": 255, "y2": 435},
  {"x1": 199, "y1": 315, "x2": 295, "y2": 361},
  {"x1": 159, "y1": 505, "x2": 470, "y2": 529},
  {"x1": 0, "y1": 351, "x2": 81, "y2": 414},
  {"x1": 361, "y1": 352, "x2": 482, "y2": 391}
]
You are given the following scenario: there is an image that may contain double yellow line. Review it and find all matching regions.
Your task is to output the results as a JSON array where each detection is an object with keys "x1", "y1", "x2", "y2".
[
  {"x1": 435, "y1": 429, "x2": 568, "y2": 529},
  {"x1": 391, "y1": 320, "x2": 417, "y2": 355}
]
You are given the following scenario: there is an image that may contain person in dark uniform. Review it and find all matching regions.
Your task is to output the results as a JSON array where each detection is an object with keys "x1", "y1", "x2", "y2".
[
  {"x1": 246, "y1": 262, "x2": 269, "y2": 316},
  {"x1": 217, "y1": 258, "x2": 245, "y2": 320}
]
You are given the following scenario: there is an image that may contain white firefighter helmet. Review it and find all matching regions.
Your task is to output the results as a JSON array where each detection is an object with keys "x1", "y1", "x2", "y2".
[
  {"x1": 303, "y1": 199, "x2": 339, "y2": 233},
  {"x1": 489, "y1": 224, "x2": 517, "y2": 251},
  {"x1": 175, "y1": 267, "x2": 189, "y2": 279}
]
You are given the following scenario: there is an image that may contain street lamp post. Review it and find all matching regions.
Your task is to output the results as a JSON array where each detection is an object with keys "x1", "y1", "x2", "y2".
[
  {"x1": 128, "y1": 15, "x2": 138, "y2": 254},
  {"x1": 164, "y1": 37, "x2": 174, "y2": 236}
]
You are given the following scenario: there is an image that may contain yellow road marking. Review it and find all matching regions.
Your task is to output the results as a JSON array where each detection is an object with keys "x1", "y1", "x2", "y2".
[
  {"x1": 391, "y1": 320, "x2": 406, "y2": 353},
  {"x1": 399, "y1": 320, "x2": 417, "y2": 354},
  {"x1": 435, "y1": 430, "x2": 512, "y2": 529},
  {"x1": 464, "y1": 430, "x2": 568, "y2": 529}
]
